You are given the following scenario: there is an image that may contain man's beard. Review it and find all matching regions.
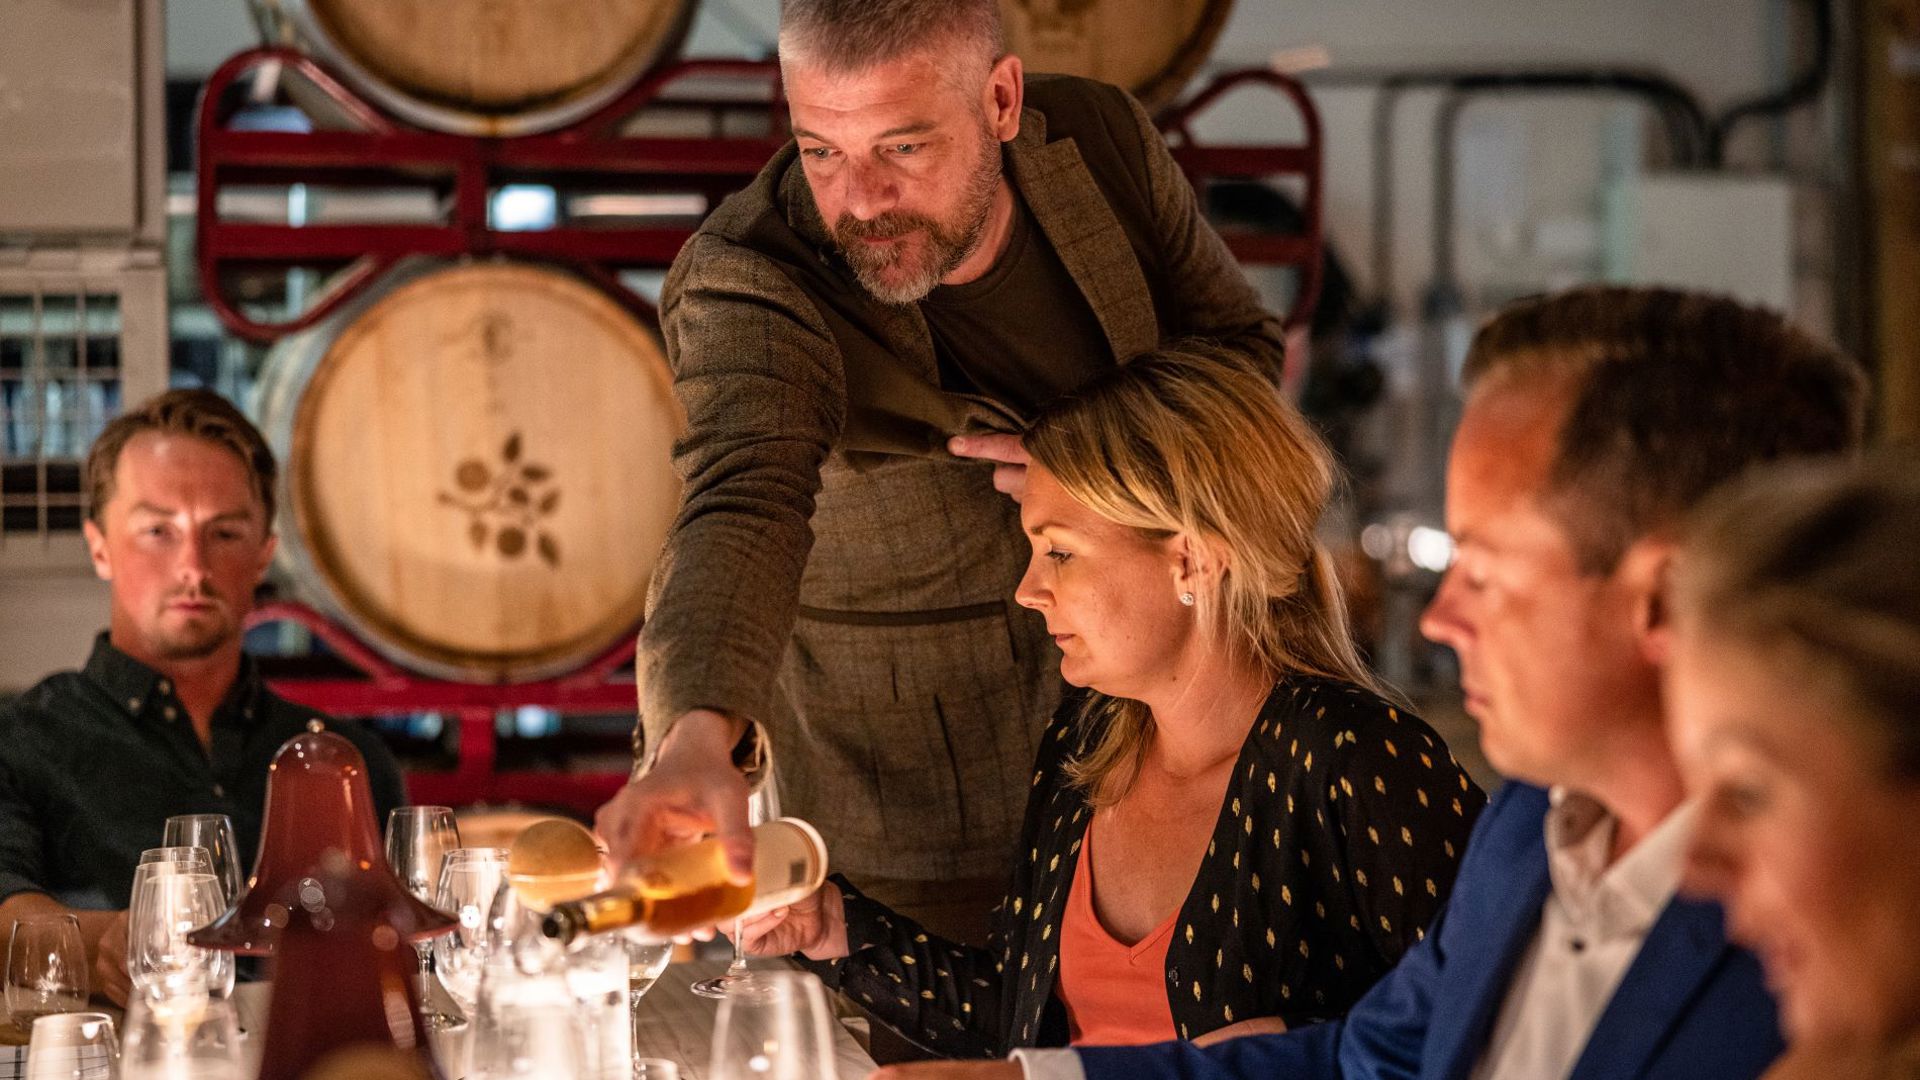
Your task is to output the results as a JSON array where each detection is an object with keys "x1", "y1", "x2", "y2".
[
  {"x1": 149, "y1": 589, "x2": 237, "y2": 661},
  {"x1": 832, "y1": 127, "x2": 1003, "y2": 305}
]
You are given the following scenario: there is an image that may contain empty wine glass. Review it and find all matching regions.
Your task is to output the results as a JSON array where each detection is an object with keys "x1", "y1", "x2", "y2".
[
  {"x1": 128, "y1": 869, "x2": 232, "y2": 1003},
  {"x1": 708, "y1": 971, "x2": 837, "y2": 1080},
  {"x1": 136, "y1": 846, "x2": 215, "y2": 876},
  {"x1": 388, "y1": 807, "x2": 463, "y2": 1027},
  {"x1": 387, "y1": 807, "x2": 461, "y2": 915},
  {"x1": 6, "y1": 915, "x2": 88, "y2": 1037},
  {"x1": 434, "y1": 847, "x2": 510, "y2": 1020},
  {"x1": 118, "y1": 992, "x2": 244, "y2": 1080},
  {"x1": 162, "y1": 815, "x2": 244, "y2": 908},
  {"x1": 25, "y1": 1011, "x2": 118, "y2": 1080},
  {"x1": 692, "y1": 784, "x2": 780, "y2": 999}
]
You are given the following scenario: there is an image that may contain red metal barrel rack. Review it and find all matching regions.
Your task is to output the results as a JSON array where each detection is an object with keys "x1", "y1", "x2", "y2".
[{"x1": 198, "y1": 46, "x2": 1327, "y2": 818}]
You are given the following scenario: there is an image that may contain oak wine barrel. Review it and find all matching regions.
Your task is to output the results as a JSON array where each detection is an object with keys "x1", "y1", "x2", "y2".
[
  {"x1": 281, "y1": 0, "x2": 700, "y2": 135},
  {"x1": 999, "y1": 0, "x2": 1235, "y2": 113},
  {"x1": 256, "y1": 261, "x2": 682, "y2": 683}
]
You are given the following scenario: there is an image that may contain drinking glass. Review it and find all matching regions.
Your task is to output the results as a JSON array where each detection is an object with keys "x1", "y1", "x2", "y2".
[
  {"x1": 387, "y1": 807, "x2": 461, "y2": 915},
  {"x1": 632, "y1": 1059, "x2": 680, "y2": 1080},
  {"x1": 25, "y1": 1011, "x2": 117, "y2": 1080},
  {"x1": 127, "y1": 870, "x2": 232, "y2": 1003},
  {"x1": 388, "y1": 806, "x2": 463, "y2": 1027},
  {"x1": 469, "y1": 970, "x2": 589, "y2": 1080},
  {"x1": 136, "y1": 846, "x2": 215, "y2": 876},
  {"x1": 627, "y1": 938, "x2": 672, "y2": 1008},
  {"x1": 433, "y1": 847, "x2": 510, "y2": 1019},
  {"x1": 707, "y1": 971, "x2": 837, "y2": 1080},
  {"x1": 161, "y1": 815, "x2": 244, "y2": 907},
  {"x1": 691, "y1": 784, "x2": 780, "y2": 998},
  {"x1": 6, "y1": 915, "x2": 88, "y2": 1036},
  {"x1": 118, "y1": 993, "x2": 244, "y2": 1080}
]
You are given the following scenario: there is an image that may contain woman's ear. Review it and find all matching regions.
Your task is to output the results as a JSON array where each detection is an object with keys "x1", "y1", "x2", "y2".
[{"x1": 1170, "y1": 532, "x2": 1229, "y2": 598}]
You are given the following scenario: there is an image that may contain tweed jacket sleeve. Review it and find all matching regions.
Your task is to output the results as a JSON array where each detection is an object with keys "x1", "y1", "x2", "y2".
[
  {"x1": 1122, "y1": 91, "x2": 1290, "y2": 376},
  {"x1": 638, "y1": 232, "x2": 849, "y2": 760}
]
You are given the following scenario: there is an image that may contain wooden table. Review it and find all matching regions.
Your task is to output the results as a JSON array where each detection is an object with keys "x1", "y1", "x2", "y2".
[
  {"x1": 635, "y1": 959, "x2": 877, "y2": 1080},
  {"x1": 0, "y1": 963, "x2": 877, "y2": 1080}
]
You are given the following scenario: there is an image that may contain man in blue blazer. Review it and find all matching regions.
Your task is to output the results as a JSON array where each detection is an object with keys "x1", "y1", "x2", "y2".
[{"x1": 871, "y1": 287, "x2": 1868, "y2": 1080}]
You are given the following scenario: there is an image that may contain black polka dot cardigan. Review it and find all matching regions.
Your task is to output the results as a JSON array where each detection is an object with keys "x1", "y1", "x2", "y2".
[{"x1": 802, "y1": 674, "x2": 1488, "y2": 1057}]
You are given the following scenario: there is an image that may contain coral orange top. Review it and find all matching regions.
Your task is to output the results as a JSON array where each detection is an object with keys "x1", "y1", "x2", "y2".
[{"x1": 1057, "y1": 821, "x2": 1180, "y2": 1046}]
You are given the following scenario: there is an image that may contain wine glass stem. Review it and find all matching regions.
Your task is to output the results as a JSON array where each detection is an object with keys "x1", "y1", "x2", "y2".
[{"x1": 727, "y1": 917, "x2": 747, "y2": 978}]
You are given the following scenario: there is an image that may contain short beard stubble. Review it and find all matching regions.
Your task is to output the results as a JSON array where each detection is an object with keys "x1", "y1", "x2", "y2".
[{"x1": 833, "y1": 117, "x2": 1004, "y2": 305}]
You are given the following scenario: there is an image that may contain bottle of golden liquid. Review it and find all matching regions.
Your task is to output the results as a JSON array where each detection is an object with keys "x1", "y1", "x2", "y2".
[{"x1": 539, "y1": 818, "x2": 827, "y2": 947}]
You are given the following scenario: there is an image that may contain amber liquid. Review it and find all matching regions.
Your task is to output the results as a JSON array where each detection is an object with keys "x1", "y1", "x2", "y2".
[
  {"x1": 641, "y1": 880, "x2": 755, "y2": 938},
  {"x1": 545, "y1": 819, "x2": 825, "y2": 946}
]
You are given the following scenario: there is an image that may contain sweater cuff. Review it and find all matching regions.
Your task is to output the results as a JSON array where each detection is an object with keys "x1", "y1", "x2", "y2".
[{"x1": 1012, "y1": 1049, "x2": 1087, "y2": 1080}]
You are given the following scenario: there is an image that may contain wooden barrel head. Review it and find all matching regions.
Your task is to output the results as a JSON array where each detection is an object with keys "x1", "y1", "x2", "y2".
[
  {"x1": 267, "y1": 263, "x2": 680, "y2": 682},
  {"x1": 291, "y1": 0, "x2": 697, "y2": 133},
  {"x1": 452, "y1": 809, "x2": 576, "y2": 852},
  {"x1": 1000, "y1": 0, "x2": 1234, "y2": 112}
]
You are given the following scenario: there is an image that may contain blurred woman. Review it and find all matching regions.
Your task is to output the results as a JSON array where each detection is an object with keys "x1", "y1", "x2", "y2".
[
  {"x1": 1669, "y1": 452, "x2": 1920, "y2": 1079},
  {"x1": 740, "y1": 343, "x2": 1484, "y2": 1057}
]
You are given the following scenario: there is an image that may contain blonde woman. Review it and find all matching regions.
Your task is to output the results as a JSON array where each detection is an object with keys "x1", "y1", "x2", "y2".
[
  {"x1": 740, "y1": 344, "x2": 1483, "y2": 1056},
  {"x1": 1669, "y1": 453, "x2": 1920, "y2": 1080}
]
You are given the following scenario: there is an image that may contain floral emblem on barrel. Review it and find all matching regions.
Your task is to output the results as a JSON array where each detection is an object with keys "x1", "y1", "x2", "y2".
[{"x1": 437, "y1": 432, "x2": 562, "y2": 567}]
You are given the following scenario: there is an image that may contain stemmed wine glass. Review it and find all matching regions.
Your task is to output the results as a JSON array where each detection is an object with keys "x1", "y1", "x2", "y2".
[
  {"x1": 127, "y1": 867, "x2": 232, "y2": 1004},
  {"x1": 432, "y1": 847, "x2": 510, "y2": 1023},
  {"x1": 708, "y1": 971, "x2": 838, "y2": 1080},
  {"x1": 387, "y1": 806, "x2": 463, "y2": 1028},
  {"x1": 627, "y1": 937, "x2": 672, "y2": 1008},
  {"x1": 386, "y1": 807, "x2": 461, "y2": 954},
  {"x1": 691, "y1": 784, "x2": 780, "y2": 999},
  {"x1": 5, "y1": 915, "x2": 88, "y2": 1038},
  {"x1": 135, "y1": 847, "x2": 215, "y2": 876},
  {"x1": 161, "y1": 815, "x2": 244, "y2": 908}
]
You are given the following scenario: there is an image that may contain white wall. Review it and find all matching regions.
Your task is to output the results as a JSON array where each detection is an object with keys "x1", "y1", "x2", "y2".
[{"x1": 0, "y1": 542, "x2": 107, "y2": 695}]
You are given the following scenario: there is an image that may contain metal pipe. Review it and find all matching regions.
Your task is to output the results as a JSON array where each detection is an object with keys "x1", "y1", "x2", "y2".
[
  {"x1": 1710, "y1": 0, "x2": 1833, "y2": 163},
  {"x1": 1356, "y1": 67, "x2": 1712, "y2": 314}
]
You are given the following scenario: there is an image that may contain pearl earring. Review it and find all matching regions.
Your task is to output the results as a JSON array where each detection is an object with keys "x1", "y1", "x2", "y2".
[{"x1": 1179, "y1": 592, "x2": 1195, "y2": 607}]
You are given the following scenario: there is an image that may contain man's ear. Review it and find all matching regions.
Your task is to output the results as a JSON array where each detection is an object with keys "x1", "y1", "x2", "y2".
[
  {"x1": 255, "y1": 529, "x2": 278, "y2": 587},
  {"x1": 986, "y1": 54, "x2": 1023, "y2": 141},
  {"x1": 83, "y1": 518, "x2": 113, "y2": 583},
  {"x1": 1618, "y1": 536, "x2": 1677, "y2": 667}
]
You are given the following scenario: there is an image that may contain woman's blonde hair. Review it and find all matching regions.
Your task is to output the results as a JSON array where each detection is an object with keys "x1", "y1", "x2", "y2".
[
  {"x1": 1023, "y1": 342, "x2": 1382, "y2": 805},
  {"x1": 1672, "y1": 451, "x2": 1920, "y2": 780}
]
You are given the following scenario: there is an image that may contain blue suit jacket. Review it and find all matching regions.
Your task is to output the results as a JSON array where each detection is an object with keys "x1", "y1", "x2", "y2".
[{"x1": 1079, "y1": 783, "x2": 1783, "y2": 1080}]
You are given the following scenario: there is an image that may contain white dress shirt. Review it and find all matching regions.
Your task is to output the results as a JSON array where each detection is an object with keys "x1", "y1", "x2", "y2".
[
  {"x1": 1469, "y1": 790, "x2": 1694, "y2": 1080},
  {"x1": 1012, "y1": 790, "x2": 1695, "y2": 1080}
]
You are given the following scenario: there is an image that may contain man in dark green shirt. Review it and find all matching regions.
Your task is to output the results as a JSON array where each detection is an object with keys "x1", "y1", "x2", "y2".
[{"x1": 0, "y1": 389, "x2": 405, "y2": 1004}]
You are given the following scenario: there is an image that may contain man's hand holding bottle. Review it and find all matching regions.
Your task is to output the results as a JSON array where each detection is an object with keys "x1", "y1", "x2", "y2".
[{"x1": 594, "y1": 708, "x2": 756, "y2": 939}]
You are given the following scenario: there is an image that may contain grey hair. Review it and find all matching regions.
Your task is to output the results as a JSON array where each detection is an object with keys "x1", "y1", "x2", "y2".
[{"x1": 778, "y1": 0, "x2": 1005, "y2": 84}]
